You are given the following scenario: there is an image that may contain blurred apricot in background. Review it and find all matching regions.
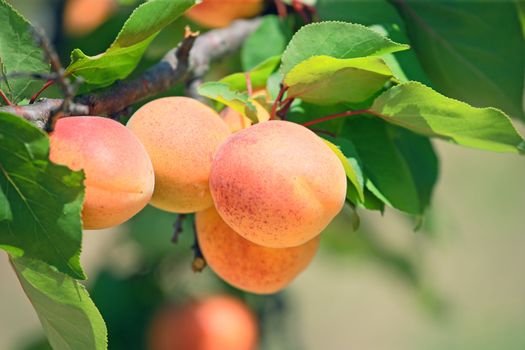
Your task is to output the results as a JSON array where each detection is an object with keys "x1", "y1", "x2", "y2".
[{"x1": 149, "y1": 296, "x2": 259, "y2": 350}]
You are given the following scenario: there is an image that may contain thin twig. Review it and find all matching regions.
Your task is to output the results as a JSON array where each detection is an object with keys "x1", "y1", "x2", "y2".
[
  {"x1": 270, "y1": 84, "x2": 288, "y2": 120},
  {"x1": 276, "y1": 97, "x2": 294, "y2": 120},
  {"x1": 30, "y1": 80, "x2": 55, "y2": 104},
  {"x1": 0, "y1": 89, "x2": 12, "y2": 106}
]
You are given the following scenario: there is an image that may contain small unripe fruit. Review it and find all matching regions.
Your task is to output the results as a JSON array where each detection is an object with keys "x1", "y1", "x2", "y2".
[
  {"x1": 196, "y1": 206, "x2": 320, "y2": 294},
  {"x1": 49, "y1": 117, "x2": 154, "y2": 229},
  {"x1": 127, "y1": 97, "x2": 230, "y2": 213},
  {"x1": 210, "y1": 120, "x2": 347, "y2": 248},
  {"x1": 186, "y1": 0, "x2": 264, "y2": 28},
  {"x1": 149, "y1": 296, "x2": 258, "y2": 350}
]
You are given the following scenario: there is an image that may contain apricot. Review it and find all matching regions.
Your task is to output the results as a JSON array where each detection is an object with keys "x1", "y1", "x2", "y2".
[
  {"x1": 149, "y1": 296, "x2": 258, "y2": 350},
  {"x1": 210, "y1": 120, "x2": 347, "y2": 248},
  {"x1": 64, "y1": 0, "x2": 117, "y2": 36},
  {"x1": 127, "y1": 97, "x2": 230, "y2": 213},
  {"x1": 186, "y1": 0, "x2": 264, "y2": 28},
  {"x1": 49, "y1": 117, "x2": 154, "y2": 229},
  {"x1": 220, "y1": 100, "x2": 270, "y2": 133},
  {"x1": 196, "y1": 207, "x2": 320, "y2": 294}
]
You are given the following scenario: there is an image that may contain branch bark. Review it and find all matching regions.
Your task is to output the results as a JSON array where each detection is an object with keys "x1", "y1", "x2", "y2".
[{"x1": 0, "y1": 18, "x2": 262, "y2": 129}]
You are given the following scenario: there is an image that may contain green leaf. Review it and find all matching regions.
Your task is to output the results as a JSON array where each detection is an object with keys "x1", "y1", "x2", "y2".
[
  {"x1": 220, "y1": 56, "x2": 281, "y2": 93},
  {"x1": 394, "y1": 1, "x2": 525, "y2": 120},
  {"x1": 280, "y1": 21, "x2": 409, "y2": 76},
  {"x1": 197, "y1": 82, "x2": 259, "y2": 122},
  {"x1": 284, "y1": 55, "x2": 393, "y2": 105},
  {"x1": 518, "y1": 1, "x2": 525, "y2": 37},
  {"x1": 241, "y1": 15, "x2": 290, "y2": 70},
  {"x1": 11, "y1": 257, "x2": 107, "y2": 350},
  {"x1": 0, "y1": 113, "x2": 85, "y2": 279},
  {"x1": 370, "y1": 82, "x2": 525, "y2": 154},
  {"x1": 322, "y1": 138, "x2": 364, "y2": 203},
  {"x1": 342, "y1": 117, "x2": 438, "y2": 215},
  {"x1": 316, "y1": 0, "x2": 430, "y2": 85},
  {"x1": 0, "y1": 186, "x2": 11, "y2": 220},
  {"x1": 65, "y1": 0, "x2": 195, "y2": 89},
  {"x1": 0, "y1": 0, "x2": 50, "y2": 103}
]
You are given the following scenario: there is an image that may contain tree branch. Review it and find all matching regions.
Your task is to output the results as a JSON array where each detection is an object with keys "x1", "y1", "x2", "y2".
[{"x1": 0, "y1": 18, "x2": 262, "y2": 128}]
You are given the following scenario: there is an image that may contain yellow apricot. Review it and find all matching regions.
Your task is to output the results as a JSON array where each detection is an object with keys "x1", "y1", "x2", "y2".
[
  {"x1": 196, "y1": 207, "x2": 320, "y2": 294},
  {"x1": 210, "y1": 120, "x2": 347, "y2": 248},
  {"x1": 127, "y1": 97, "x2": 230, "y2": 213},
  {"x1": 49, "y1": 117, "x2": 154, "y2": 229},
  {"x1": 186, "y1": 0, "x2": 264, "y2": 28},
  {"x1": 64, "y1": 0, "x2": 117, "y2": 36},
  {"x1": 220, "y1": 100, "x2": 270, "y2": 133}
]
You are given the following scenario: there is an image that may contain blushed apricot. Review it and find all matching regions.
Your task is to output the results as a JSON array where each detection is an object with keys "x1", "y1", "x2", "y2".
[
  {"x1": 64, "y1": 0, "x2": 117, "y2": 36},
  {"x1": 186, "y1": 0, "x2": 264, "y2": 28},
  {"x1": 210, "y1": 120, "x2": 347, "y2": 248},
  {"x1": 196, "y1": 207, "x2": 320, "y2": 294},
  {"x1": 127, "y1": 97, "x2": 230, "y2": 213},
  {"x1": 49, "y1": 117, "x2": 154, "y2": 229},
  {"x1": 149, "y1": 296, "x2": 258, "y2": 350}
]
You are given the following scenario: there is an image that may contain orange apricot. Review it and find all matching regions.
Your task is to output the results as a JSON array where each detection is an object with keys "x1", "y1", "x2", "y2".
[
  {"x1": 210, "y1": 120, "x2": 347, "y2": 248},
  {"x1": 186, "y1": 0, "x2": 264, "y2": 28},
  {"x1": 49, "y1": 117, "x2": 154, "y2": 229},
  {"x1": 127, "y1": 97, "x2": 230, "y2": 213},
  {"x1": 196, "y1": 206, "x2": 320, "y2": 294},
  {"x1": 149, "y1": 296, "x2": 258, "y2": 350},
  {"x1": 64, "y1": 0, "x2": 117, "y2": 36}
]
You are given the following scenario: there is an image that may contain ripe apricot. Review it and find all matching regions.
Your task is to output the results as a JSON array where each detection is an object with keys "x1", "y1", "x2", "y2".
[
  {"x1": 196, "y1": 207, "x2": 320, "y2": 294},
  {"x1": 186, "y1": 0, "x2": 264, "y2": 28},
  {"x1": 49, "y1": 117, "x2": 154, "y2": 229},
  {"x1": 149, "y1": 296, "x2": 258, "y2": 350},
  {"x1": 127, "y1": 97, "x2": 230, "y2": 213},
  {"x1": 64, "y1": 0, "x2": 117, "y2": 36},
  {"x1": 210, "y1": 120, "x2": 347, "y2": 248}
]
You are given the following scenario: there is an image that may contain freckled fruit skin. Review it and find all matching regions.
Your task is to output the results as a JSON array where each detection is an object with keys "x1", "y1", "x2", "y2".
[
  {"x1": 49, "y1": 117, "x2": 154, "y2": 229},
  {"x1": 196, "y1": 206, "x2": 319, "y2": 294},
  {"x1": 210, "y1": 120, "x2": 347, "y2": 248},
  {"x1": 127, "y1": 97, "x2": 230, "y2": 213},
  {"x1": 149, "y1": 296, "x2": 258, "y2": 350},
  {"x1": 186, "y1": 0, "x2": 264, "y2": 28},
  {"x1": 64, "y1": 0, "x2": 117, "y2": 36}
]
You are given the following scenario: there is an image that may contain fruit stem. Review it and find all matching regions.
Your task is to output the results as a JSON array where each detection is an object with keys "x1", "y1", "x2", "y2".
[
  {"x1": 302, "y1": 109, "x2": 381, "y2": 127},
  {"x1": 270, "y1": 84, "x2": 288, "y2": 120},
  {"x1": 191, "y1": 219, "x2": 207, "y2": 272},
  {"x1": 0, "y1": 88, "x2": 13, "y2": 106},
  {"x1": 172, "y1": 213, "x2": 187, "y2": 243},
  {"x1": 29, "y1": 80, "x2": 55, "y2": 104}
]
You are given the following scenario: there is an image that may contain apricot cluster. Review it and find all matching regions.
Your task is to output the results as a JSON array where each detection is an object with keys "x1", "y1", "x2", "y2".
[{"x1": 48, "y1": 94, "x2": 346, "y2": 294}]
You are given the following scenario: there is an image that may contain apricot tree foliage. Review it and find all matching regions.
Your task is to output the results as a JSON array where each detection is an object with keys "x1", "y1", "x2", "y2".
[{"x1": 0, "y1": 0, "x2": 524, "y2": 349}]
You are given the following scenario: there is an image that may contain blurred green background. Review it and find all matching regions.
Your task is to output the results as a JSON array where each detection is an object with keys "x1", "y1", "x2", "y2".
[{"x1": 1, "y1": 0, "x2": 525, "y2": 349}]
